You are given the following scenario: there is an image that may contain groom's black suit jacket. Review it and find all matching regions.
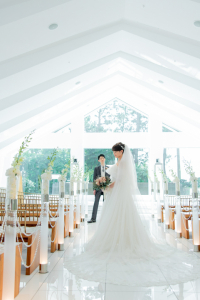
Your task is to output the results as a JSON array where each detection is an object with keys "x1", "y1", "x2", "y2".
[{"x1": 93, "y1": 165, "x2": 110, "y2": 191}]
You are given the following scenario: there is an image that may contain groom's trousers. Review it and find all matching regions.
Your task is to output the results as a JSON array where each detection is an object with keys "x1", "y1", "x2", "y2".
[{"x1": 91, "y1": 190, "x2": 104, "y2": 221}]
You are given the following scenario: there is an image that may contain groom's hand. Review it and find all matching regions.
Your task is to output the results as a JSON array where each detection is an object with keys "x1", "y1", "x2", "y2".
[{"x1": 93, "y1": 190, "x2": 96, "y2": 195}]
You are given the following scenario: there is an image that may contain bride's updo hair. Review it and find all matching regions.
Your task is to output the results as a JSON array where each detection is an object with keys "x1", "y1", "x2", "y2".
[{"x1": 112, "y1": 142, "x2": 125, "y2": 153}]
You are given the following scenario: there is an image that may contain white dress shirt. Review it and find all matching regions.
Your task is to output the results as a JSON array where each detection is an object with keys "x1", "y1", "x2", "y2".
[{"x1": 101, "y1": 165, "x2": 105, "y2": 177}]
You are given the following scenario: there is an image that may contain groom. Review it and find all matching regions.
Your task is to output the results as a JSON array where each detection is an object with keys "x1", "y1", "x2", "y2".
[{"x1": 87, "y1": 154, "x2": 110, "y2": 223}]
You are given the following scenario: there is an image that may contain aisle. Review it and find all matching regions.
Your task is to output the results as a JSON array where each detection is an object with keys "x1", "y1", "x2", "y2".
[{"x1": 16, "y1": 207, "x2": 200, "y2": 300}]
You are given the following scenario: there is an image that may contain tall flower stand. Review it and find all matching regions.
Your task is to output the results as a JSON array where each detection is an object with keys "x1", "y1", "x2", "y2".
[
  {"x1": 150, "y1": 182, "x2": 154, "y2": 218},
  {"x1": 69, "y1": 180, "x2": 74, "y2": 237},
  {"x1": 164, "y1": 181, "x2": 169, "y2": 229},
  {"x1": 2, "y1": 172, "x2": 18, "y2": 300},
  {"x1": 192, "y1": 197, "x2": 199, "y2": 252},
  {"x1": 58, "y1": 180, "x2": 65, "y2": 251},
  {"x1": 81, "y1": 181, "x2": 85, "y2": 222},
  {"x1": 164, "y1": 194, "x2": 170, "y2": 229},
  {"x1": 76, "y1": 181, "x2": 81, "y2": 229},
  {"x1": 39, "y1": 177, "x2": 50, "y2": 273},
  {"x1": 85, "y1": 181, "x2": 89, "y2": 218},
  {"x1": 156, "y1": 181, "x2": 161, "y2": 223},
  {"x1": 175, "y1": 196, "x2": 182, "y2": 238}
]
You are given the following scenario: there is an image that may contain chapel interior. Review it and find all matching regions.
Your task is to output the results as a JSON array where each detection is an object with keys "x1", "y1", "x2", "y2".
[{"x1": 0, "y1": 0, "x2": 200, "y2": 299}]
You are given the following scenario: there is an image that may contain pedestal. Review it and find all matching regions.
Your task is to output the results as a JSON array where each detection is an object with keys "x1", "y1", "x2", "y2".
[
  {"x1": 58, "y1": 244, "x2": 64, "y2": 251},
  {"x1": 58, "y1": 198, "x2": 64, "y2": 251},
  {"x1": 69, "y1": 196, "x2": 74, "y2": 237},
  {"x1": 39, "y1": 263, "x2": 48, "y2": 273},
  {"x1": 39, "y1": 202, "x2": 49, "y2": 273},
  {"x1": 176, "y1": 232, "x2": 182, "y2": 238},
  {"x1": 2, "y1": 210, "x2": 17, "y2": 300},
  {"x1": 76, "y1": 194, "x2": 80, "y2": 227},
  {"x1": 193, "y1": 245, "x2": 199, "y2": 252},
  {"x1": 175, "y1": 197, "x2": 182, "y2": 238}
]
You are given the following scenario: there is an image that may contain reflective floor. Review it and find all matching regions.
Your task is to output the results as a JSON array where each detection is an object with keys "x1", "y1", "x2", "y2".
[{"x1": 16, "y1": 203, "x2": 200, "y2": 300}]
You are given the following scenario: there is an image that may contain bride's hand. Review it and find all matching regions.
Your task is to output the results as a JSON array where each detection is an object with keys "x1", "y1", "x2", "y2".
[{"x1": 109, "y1": 182, "x2": 115, "y2": 189}]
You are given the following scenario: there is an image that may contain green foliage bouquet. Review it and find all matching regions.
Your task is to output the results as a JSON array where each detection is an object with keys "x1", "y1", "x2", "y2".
[
  {"x1": 6, "y1": 130, "x2": 35, "y2": 176},
  {"x1": 41, "y1": 148, "x2": 58, "y2": 180},
  {"x1": 93, "y1": 176, "x2": 111, "y2": 191}
]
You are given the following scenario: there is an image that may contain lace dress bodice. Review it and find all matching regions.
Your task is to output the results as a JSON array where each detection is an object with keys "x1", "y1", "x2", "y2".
[{"x1": 106, "y1": 164, "x2": 118, "y2": 182}]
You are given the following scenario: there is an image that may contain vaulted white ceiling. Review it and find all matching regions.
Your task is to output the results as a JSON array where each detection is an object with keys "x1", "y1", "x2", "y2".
[{"x1": 0, "y1": 0, "x2": 200, "y2": 152}]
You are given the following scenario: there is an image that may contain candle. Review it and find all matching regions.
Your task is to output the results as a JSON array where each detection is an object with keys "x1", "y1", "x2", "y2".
[
  {"x1": 176, "y1": 181, "x2": 180, "y2": 192},
  {"x1": 77, "y1": 181, "x2": 81, "y2": 194},
  {"x1": 164, "y1": 181, "x2": 168, "y2": 194},
  {"x1": 192, "y1": 179, "x2": 198, "y2": 194},
  {"x1": 42, "y1": 179, "x2": 49, "y2": 195},
  {"x1": 157, "y1": 181, "x2": 160, "y2": 193},
  {"x1": 151, "y1": 182, "x2": 154, "y2": 192},
  {"x1": 70, "y1": 180, "x2": 74, "y2": 194}
]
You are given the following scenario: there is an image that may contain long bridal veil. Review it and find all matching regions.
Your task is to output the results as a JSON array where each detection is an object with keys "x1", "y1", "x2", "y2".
[{"x1": 65, "y1": 145, "x2": 200, "y2": 286}]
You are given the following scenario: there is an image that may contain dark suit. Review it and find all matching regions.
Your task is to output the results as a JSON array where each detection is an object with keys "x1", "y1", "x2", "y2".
[{"x1": 91, "y1": 165, "x2": 110, "y2": 221}]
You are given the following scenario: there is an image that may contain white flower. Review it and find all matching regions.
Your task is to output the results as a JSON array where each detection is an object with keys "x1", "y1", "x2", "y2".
[
  {"x1": 41, "y1": 172, "x2": 52, "y2": 181},
  {"x1": 173, "y1": 177, "x2": 180, "y2": 183},
  {"x1": 5, "y1": 167, "x2": 21, "y2": 176},
  {"x1": 58, "y1": 174, "x2": 66, "y2": 181}
]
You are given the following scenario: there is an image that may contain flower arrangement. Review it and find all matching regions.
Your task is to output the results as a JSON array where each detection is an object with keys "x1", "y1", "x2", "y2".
[
  {"x1": 159, "y1": 169, "x2": 168, "y2": 183},
  {"x1": 93, "y1": 176, "x2": 111, "y2": 191},
  {"x1": 58, "y1": 163, "x2": 70, "y2": 182},
  {"x1": 83, "y1": 171, "x2": 90, "y2": 182},
  {"x1": 183, "y1": 159, "x2": 195, "y2": 181},
  {"x1": 41, "y1": 148, "x2": 58, "y2": 180},
  {"x1": 183, "y1": 159, "x2": 198, "y2": 194},
  {"x1": 154, "y1": 172, "x2": 159, "y2": 182},
  {"x1": 72, "y1": 162, "x2": 83, "y2": 181},
  {"x1": 169, "y1": 169, "x2": 179, "y2": 183},
  {"x1": 8, "y1": 130, "x2": 35, "y2": 176},
  {"x1": 148, "y1": 175, "x2": 153, "y2": 183}
]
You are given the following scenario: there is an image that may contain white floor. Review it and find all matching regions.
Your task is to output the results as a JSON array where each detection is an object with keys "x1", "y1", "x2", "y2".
[{"x1": 15, "y1": 202, "x2": 200, "y2": 300}]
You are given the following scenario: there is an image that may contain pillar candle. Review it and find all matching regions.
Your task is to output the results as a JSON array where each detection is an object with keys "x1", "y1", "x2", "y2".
[{"x1": 192, "y1": 179, "x2": 198, "y2": 194}]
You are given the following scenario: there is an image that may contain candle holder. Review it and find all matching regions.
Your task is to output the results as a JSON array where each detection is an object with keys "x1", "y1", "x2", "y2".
[
  {"x1": 39, "y1": 201, "x2": 49, "y2": 273},
  {"x1": 192, "y1": 198, "x2": 200, "y2": 251},
  {"x1": 157, "y1": 187, "x2": 161, "y2": 223},
  {"x1": 164, "y1": 195, "x2": 170, "y2": 229},
  {"x1": 193, "y1": 192, "x2": 198, "y2": 199},
  {"x1": 58, "y1": 198, "x2": 64, "y2": 251},
  {"x1": 69, "y1": 195, "x2": 74, "y2": 237},
  {"x1": 175, "y1": 197, "x2": 182, "y2": 238},
  {"x1": 2, "y1": 210, "x2": 17, "y2": 300}
]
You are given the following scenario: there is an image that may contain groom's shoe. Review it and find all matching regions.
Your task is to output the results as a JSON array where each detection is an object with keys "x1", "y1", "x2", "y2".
[{"x1": 87, "y1": 219, "x2": 96, "y2": 223}]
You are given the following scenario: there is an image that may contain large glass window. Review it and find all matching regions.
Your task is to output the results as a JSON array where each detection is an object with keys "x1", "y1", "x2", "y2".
[
  {"x1": 21, "y1": 149, "x2": 70, "y2": 194},
  {"x1": 163, "y1": 148, "x2": 200, "y2": 195},
  {"x1": 162, "y1": 123, "x2": 179, "y2": 132},
  {"x1": 84, "y1": 148, "x2": 148, "y2": 194},
  {"x1": 85, "y1": 99, "x2": 148, "y2": 133}
]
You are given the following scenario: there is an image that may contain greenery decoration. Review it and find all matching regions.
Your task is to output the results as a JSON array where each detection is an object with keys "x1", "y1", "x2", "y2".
[
  {"x1": 183, "y1": 158, "x2": 195, "y2": 177},
  {"x1": 11, "y1": 130, "x2": 35, "y2": 174}
]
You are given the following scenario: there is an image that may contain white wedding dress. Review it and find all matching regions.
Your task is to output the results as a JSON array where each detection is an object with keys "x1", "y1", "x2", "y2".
[{"x1": 65, "y1": 145, "x2": 200, "y2": 286}]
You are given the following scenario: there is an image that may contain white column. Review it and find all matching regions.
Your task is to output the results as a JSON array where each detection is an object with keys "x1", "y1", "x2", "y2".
[
  {"x1": 148, "y1": 113, "x2": 163, "y2": 200},
  {"x1": 71, "y1": 114, "x2": 84, "y2": 168}
]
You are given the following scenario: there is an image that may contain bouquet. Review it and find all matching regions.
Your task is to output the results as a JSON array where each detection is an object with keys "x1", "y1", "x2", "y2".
[{"x1": 93, "y1": 176, "x2": 111, "y2": 191}]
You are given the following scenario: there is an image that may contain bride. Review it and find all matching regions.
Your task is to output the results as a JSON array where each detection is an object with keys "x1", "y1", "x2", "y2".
[{"x1": 65, "y1": 142, "x2": 200, "y2": 286}]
